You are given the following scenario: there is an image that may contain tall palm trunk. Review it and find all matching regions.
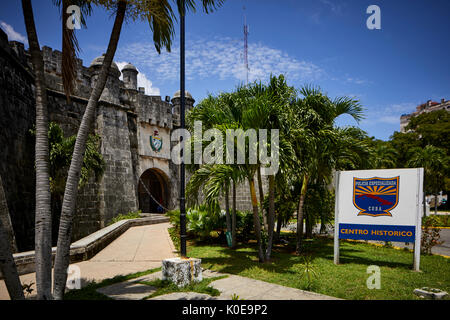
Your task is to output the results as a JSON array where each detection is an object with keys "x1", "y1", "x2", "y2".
[
  {"x1": 21, "y1": 0, "x2": 52, "y2": 300},
  {"x1": 0, "y1": 176, "x2": 24, "y2": 300},
  {"x1": 265, "y1": 174, "x2": 275, "y2": 261},
  {"x1": 434, "y1": 192, "x2": 438, "y2": 215},
  {"x1": 275, "y1": 211, "x2": 282, "y2": 242},
  {"x1": 225, "y1": 185, "x2": 231, "y2": 244},
  {"x1": 296, "y1": 175, "x2": 308, "y2": 255},
  {"x1": 52, "y1": 0, "x2": 127, "y2": 300},
  {"x1": 305, "y1": 213, "x2": 313, "y2": 239},
  {"x1": 231, "y1": 181, "x2": 237, "y2": 248},
  {"x1": 320, "y1": 215, "x2": 326, "y2": 234},
  {"x1": 0, "y1": 177, "x2": 17, "y2": 253},
  {"x1": 249, "y1": 177, "x2": 264, "y2": 262},
  {"x1": 257, "y1": 168, "x2": 268, "y2": 231}
]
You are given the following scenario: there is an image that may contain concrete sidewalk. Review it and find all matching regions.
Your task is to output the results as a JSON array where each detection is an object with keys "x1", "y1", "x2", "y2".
[
  {"x1": 96, "y1": 270, "x2": 339, "y2": 300},
  {"x1": 0, "y1": 222, "x2": 176, "y2": 299}
]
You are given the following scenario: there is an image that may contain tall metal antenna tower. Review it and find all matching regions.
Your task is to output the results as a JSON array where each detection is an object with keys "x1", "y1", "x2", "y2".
[{"x1": 243, "y1": 6, "x2": 249, "y2": 85}]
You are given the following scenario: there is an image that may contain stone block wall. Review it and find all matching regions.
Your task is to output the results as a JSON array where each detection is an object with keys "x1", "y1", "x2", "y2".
[
  {"x1": 96, "y1": 103, "x2": 138, "y2": 224},
  {"x1": 192, "y1": 173, "x2": 269, "y2": 213},
  {"x1": 0, "y1": 31, "x2": 36, "y2": 251}
]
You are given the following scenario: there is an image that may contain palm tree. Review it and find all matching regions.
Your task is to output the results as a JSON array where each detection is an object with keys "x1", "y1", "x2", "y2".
[
  {"x1": 187, "y1": 164, "x2": 244, "y2": 236},
  {"x1": 52, "y1": 0, "x2": 128, "y2": 300},
  {"x1": 233, "y1": 80, "x2": 291, "y2": 262},
  {"x1": 292, "y1": 86, "x2": 364, "y2": 254},
  {"x1": 187, "y1": 87, "x2": 267, "y2": 261},
  {"x1": 21, "y1": 0, "x2": 53, "y2": 300},
  {"x1": 21, "y1": 0, "x2": 93, "y2": 300},
  {"x1": 407, "y1": 145, "x2": 449, "y2": 215},
  {"x1": 371, "y1": 142, "x2": 398, "y2": 169},
  {"x1": 52, "y1": 0, "x2": 223, "y2": 299},
  {"x1": 187, "y1": 91, "x2": 251, "y2": 250},
  {"x1": 188, "y1": 75, "x2": 298, "y2": 261},
  {"x1": 0, "y1": 175, "x2": 24, "y2": 300}
]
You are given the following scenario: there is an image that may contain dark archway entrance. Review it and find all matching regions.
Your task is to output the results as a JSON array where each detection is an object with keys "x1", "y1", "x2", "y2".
[{"x1": 138, "y1": 168, "x2": 168, "y2": 213}]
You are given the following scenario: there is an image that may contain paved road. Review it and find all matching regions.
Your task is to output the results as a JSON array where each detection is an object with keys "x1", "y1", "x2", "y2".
[
  {"x1": 439, "y1": 229, "x2": 450, "y2": 255},
  {"x1": 398, "y1": 228, "x2": 450, "y2": 257}
]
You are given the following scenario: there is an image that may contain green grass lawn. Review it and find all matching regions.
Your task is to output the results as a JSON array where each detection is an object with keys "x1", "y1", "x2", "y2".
[{"x1": 183, "y1": 232, "x2": 450, "y2": 300}]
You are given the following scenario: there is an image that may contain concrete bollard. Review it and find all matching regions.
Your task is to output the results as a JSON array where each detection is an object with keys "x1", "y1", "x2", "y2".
[{"x1": 162, "y1": 257, "x2": 202, "y2": 287}]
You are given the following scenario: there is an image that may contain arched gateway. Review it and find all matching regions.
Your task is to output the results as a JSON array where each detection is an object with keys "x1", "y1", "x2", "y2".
[{"x1": 138, "y1": 168, "x2": 169, "y2": 213}]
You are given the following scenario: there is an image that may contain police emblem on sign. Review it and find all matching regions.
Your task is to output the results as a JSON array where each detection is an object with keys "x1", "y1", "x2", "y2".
[
  {"x1": 150, "y1": 130, "x2": 162, "y2": 152},
  {"x1": 353, "y1": 177, "x2": 399, "y2": 217}
]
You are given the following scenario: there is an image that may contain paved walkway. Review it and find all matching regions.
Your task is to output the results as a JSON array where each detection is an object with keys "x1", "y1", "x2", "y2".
[
  {"x1": 1, "y1": 221, "x2": 337, "y2": 300},
  {"x1": 0, "y1": 222, "x2": 176, "y2": 300},
  {"x1": 96, "y1": 270, "x2": 338, "y2": 300}
]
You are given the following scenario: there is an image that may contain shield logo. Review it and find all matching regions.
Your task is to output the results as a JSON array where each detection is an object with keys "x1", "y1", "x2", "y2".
[
  {"x1": 353, "y1": 176, "x2": 399, "y2": 217},
  {"x1": 150, "y1": 130, "x2": 163, "y2": 152}
]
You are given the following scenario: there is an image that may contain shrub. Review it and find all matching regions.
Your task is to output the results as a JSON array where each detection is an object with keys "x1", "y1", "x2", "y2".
[
  {"x1": 166, "y1": 205, "x2": 224, "y2": 239},
  {"x1": 166, "y1": 209, "x2": 181, "y2": 230},
  {"x1": 421, "y1": 215, "x2": 443, "y2": 254},
  {"x1": 166, "y1": 206, "x2": 254, "y2": 242},
  {"x1": 422, "y1": 215, "x2": 450, "y2": 228},
  {"x1": 235, "y1": 210, "x2": 254, "y2": 242},
  {"x1": 188, "y1": 208, "x2": 224, "y2": 239}
]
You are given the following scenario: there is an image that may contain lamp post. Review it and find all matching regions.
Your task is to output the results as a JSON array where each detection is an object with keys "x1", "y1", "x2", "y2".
[{"x1": 179, "y1": 1, "x2": 187, "y2": 258}]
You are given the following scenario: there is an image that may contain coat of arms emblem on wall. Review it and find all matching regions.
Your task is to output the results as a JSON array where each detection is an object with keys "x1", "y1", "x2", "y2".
[{"x1": 150, "y1": 130, "x2": 163, "y2": 152}]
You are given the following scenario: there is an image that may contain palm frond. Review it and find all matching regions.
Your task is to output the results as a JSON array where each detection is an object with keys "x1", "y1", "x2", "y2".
[
  {"x1": 333, "y1": 96, "x2": 364, "y2": 123},
  {"x1": 54, "y1": 0, "x2": 93, "y2": 103}
]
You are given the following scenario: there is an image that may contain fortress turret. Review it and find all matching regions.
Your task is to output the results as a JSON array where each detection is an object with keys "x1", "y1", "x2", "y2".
[
  {"x1": 89, "y1": 54, "x2": 121, "y2": 104},
  {"x1": 171, "y1": 90, "x2": 195, "y2": 127},
  {"x1": 121, "y1": 62, "x2": 138, "y2": 90}
]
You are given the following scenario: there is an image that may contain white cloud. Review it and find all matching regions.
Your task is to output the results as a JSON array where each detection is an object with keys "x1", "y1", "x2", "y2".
[
  {"x1": 362, "y1": 102, "x2": 416, "y2": 126},
  {"x1": 0, "y1": 21, "x2": 28, "y2": 46},
  {"x1": 115, "y1": 36, "x2": 324, "y2": 85},
  {"x1": 319, "y1": 0, "x2": 344, "y2": 14},
  {"x1": 345, "y1": 77, "x2": 369, "y2": 85},
  {"x1": 137, "y1": 72, "x2": 160, "y2": 96},
  {"x1": 378, "y1": 115, "x2": 400, "y2": 124},
  {"x1": 116, "y1": 61, "x2": 160, "y2": 96},
  {"x1": 387, "y1": 102, "x2": 415, "y2": 114}
]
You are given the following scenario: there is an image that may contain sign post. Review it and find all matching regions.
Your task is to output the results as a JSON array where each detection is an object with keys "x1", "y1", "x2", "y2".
[
  {"x1": 334, "y1": 170, "x2": 340, "y2": 265},
  {"x1": 334, "y1": 168, "x2": 424, "y2": 271},
  {"x1": 413, "y1": 168, "x2": 424, "y2": 271}
]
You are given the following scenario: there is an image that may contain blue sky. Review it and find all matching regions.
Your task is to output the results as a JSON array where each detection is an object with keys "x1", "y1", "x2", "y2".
[{"x1": 1, "y1": 0, "x2": 449, "y2": 140}]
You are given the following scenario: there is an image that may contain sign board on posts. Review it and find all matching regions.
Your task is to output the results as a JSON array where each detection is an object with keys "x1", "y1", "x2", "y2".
[{"x1": 333, "y1": 168, "x2": 424, "y2": 271}]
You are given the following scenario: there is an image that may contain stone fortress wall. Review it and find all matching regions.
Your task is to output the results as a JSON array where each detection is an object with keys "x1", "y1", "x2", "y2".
[{"x1": 0, "y1": 28, "x2": 265, "y2": 251}]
